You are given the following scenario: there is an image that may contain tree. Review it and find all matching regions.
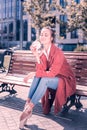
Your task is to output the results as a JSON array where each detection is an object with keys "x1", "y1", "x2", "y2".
[
  {"x1": 23, "y1": 0, "x2": 57, "y2": 38},
  {"x1": 64, "y1": 0, "x2": 87, "y2": 41}
]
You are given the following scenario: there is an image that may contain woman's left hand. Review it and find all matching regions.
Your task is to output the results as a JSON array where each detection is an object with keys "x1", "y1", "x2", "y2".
[{"x1": 23, "y1": 72, "x2": 36, "y2": 83}]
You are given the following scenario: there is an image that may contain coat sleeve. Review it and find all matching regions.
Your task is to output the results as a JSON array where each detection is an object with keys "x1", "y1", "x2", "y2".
[
  {"x1": 36, "y1": 51, "x2": 65, "y2": 77},
  {"x1": 35, "y1": 53, "x2": 47, "y2": 71}
]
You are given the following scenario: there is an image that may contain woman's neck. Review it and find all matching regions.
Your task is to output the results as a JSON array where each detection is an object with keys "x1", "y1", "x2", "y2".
[{"x1": 44, "y1": 43, "x2": 51, "y2": 51}]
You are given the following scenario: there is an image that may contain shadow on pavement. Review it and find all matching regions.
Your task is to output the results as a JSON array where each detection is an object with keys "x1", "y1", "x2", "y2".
[
  {"x1": 0, "y1": 94, "x2": 87, "y2": 130},
  {"x1": 24, "y1": 124, "x2": 46, "y2": 130}
]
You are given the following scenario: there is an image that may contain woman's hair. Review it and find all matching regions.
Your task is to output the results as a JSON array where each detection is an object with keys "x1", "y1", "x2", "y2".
[{"x1": 41, "y1": 26, "x2": 55, "y2": 43}]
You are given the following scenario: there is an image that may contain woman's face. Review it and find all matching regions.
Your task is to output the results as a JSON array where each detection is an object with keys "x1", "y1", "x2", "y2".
[{"x1": 40, "y1": 28, "x2": 53, "y2": 46}]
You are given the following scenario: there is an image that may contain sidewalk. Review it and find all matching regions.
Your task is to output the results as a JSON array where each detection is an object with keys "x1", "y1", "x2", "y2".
[{"x1": 0, "y1": 83, "x2": 87, "y2": 130}]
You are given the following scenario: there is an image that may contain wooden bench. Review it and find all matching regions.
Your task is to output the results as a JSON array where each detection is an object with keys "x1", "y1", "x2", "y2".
[
  {"x1": 63, "y1": 52, "x2": 87, "y2": 112},
  {"x1": 0, "y1": 50, "x2": 87, "y2": 111},
  {"x1": 0, "y1": 50, "x2": 36, "y2": 94}
]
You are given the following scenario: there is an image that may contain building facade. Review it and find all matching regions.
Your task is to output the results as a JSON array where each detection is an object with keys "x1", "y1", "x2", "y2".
[
  {"x1": 0, "y1": 0, "x2": 17, "y2": 48},
  {"x1": 0, "y1": 0, "x2": 84, "y2": 51},
  {"x1": 0, "y1": 0, "x2": 28, "y2": 49}
]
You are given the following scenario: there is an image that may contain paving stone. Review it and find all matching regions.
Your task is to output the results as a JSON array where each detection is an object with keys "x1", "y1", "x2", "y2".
[{"x1": 0, "y1": 81, "x2": 87, "y2": 130}]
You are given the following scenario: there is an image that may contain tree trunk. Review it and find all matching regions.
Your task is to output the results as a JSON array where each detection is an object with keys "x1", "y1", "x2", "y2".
[{"x1": 36, "y1": 28, "x2": 40, "y2": 40}]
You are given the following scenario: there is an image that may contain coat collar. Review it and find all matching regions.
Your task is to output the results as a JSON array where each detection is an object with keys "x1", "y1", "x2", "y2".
[{"x1": 48, "y1": 44, "x2": 56, "y2": 59}]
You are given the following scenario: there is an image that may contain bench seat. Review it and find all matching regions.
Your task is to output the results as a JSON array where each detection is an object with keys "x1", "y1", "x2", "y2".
[
  {"x1": 76, "y1": 85, "x2": 87, "y2": 96},
  {"x1": 0, "y1": 74, "x2": 33, "y2": 87}
]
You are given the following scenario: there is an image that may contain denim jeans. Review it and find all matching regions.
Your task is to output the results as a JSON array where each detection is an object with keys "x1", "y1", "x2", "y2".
[{"x1": 28, "y1": 76, "x2": 59, "y2": 105}]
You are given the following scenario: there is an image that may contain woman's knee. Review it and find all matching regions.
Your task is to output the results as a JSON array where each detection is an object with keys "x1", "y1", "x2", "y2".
[
  {"x1": 40, "y1": 77, "x2": 49, "y2": 85},
  {"x1": 40, "y1": 77, "x2": 59, "y2": 90}
]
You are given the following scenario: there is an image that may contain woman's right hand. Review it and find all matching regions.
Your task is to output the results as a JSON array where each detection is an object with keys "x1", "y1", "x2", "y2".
[
  {"x1": 30, "y1": 41, "x2": 43, "y2": 63},
  {"x1": 30, "y1": 45, "x2": 38, "y2": 56},
  {"x1": 30, "y1": 40, "x2": 42, "y2": 56}
]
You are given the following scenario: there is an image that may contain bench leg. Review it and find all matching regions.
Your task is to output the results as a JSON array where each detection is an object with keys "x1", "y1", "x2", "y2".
[
  {"x1": 0, "y1": 83, "x2": 17, "y2": 95},
  {"x1": 0, "y1": 66, "x2": 6, "y2": 72},
  {"x1": 61, "y1": 94, "x2": 83, "y2": 114},
  {"x1": 75, "y1": 95, "x2": 83, "y2": 109},
  {"x1": 61, "y1": 94, "x2": 76, "y2": 114}
]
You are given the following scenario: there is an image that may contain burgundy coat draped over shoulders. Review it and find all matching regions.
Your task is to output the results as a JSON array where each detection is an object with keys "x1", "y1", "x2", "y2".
[{"x1": 35, "y1": 44, "x2": 76, "y2": 114}]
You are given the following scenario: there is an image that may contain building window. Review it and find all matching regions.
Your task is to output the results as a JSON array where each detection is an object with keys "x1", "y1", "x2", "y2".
[
  {"x1": 23, "y1": 20, "x2": 28, "y2": 41},
  {"x1": 0, "y1": 24, "x2": 1, "y2": 31},
  {"x1": 71, "y1": 30, "x2": 78, "y2": 39},
  {"x1": 60, "y1": 0, "x2": 67, "y2": 8},
  {"x1": 75, "y1": 0, "x2": 80, "y2": 4},
  {"x1": 0, "y1": 24, "x2": 2, "y2": 42},
  {"x1": 3, "y1": 0, "x2": 8, "y2": 18},
  {"x1": 31, "y1": 28, "x2": 36, "y2": 41},
  {"x1": 9, "y1": 22, "x2": 14, "y2": 41},
  {"x1": 9, "y1": 22, "x2": 13, "y2": 33},
  {"x1": 60, "y1": 15, "x2": 67, "y2": 38},
  {"x1": 3, "y1": 0, "x2": 7, "y2": 19},
  {"x1": 9, "y1": 0, "x2": 13, "y2": 18},
  {"x1": 16, "y1": 20, "x2": 20, "y2": 40},
  {"x1": 16, "y1": 0, "x2": 21, "y2": 19},
  {"x1": 0, "y1": 4, "x2": 1, "y2": 19},
  {"x1": 3, "y1": 22, "x2": 8, "y2": 34},
  {"x1": 49, "y1": 0, "x2": 52, "y2": 4},
  {"x1": 49, "y1": 0, "x2": 56, "y2": 10}
]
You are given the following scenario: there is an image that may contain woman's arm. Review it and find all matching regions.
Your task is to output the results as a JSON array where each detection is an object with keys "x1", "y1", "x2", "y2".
[{"x1": 36, "y1": 51, "x2": 64, "y2": 77}]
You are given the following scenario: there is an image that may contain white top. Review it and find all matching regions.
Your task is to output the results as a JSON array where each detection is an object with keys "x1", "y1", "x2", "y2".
[{"x1": 43, "y1": 44, "x2": 51, "y2": 60}]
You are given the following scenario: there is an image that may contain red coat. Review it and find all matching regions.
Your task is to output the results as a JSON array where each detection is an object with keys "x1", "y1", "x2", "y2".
[{"x1": 36, "y1": 44, "x2": 76, "y2": 114}]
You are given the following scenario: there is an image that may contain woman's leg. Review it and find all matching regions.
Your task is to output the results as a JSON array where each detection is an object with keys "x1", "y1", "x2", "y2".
[
  {"x1": 19, "y1": 77, "x2": 59, "y2": 129},
  {"x1": 28, "y1": 76, "x2": 41, "y2": 99},
  {"x1": 31, "y1": 77, "x2": 59, "y2": 105},
  {"x1": 24, "y1": 77, "x2": 41, "y2": 110},
  {"x1": 19, "y1": 77, "x2": 41, "y2": 129}
]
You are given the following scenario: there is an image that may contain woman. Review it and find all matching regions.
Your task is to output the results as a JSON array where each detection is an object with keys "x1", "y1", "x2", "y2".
[{"x1": 19, "y1": 26, "x2": 76, "y2": 129}]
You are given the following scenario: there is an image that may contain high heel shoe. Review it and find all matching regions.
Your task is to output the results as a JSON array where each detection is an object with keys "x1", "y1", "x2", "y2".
[{"x1": 19, "y1": 105, "x2": 32, "y2": 129}]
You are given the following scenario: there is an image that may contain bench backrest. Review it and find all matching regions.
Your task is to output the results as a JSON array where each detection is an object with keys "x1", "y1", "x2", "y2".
[
  {"x1": 64, "y1": 52, "x2": 87, "y2": 86},
  {"x1": 7, "y1": 51, "x2": 87, "y2": 86},
  {"x1": 8, "y1": 50, "x2": 36, "y2": 76}
]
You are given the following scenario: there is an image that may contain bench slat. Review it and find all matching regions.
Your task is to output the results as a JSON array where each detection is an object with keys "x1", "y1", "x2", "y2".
[
  {"x1": 64, "y1": 52, "x2": 87, "y2": 97},
  {"x1": 0, "y1": 75, "x2": 33, "y2": 87}
]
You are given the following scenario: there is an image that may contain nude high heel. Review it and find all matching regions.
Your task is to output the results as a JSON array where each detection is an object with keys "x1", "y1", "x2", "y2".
[{"x1": 19, "y1": 104, "x2": 32, "y2": 129}]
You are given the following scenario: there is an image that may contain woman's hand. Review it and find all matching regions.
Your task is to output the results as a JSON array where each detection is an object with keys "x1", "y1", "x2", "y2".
[
  {"x1": 30, "y1": 41, "x2": 43, "y2": 63},
  {"x1": 23, "y1": 72, "x2": 35, "y2": 83},
  {"x1": 30, "y1": 45, "x2": 39, "y2": 56}
]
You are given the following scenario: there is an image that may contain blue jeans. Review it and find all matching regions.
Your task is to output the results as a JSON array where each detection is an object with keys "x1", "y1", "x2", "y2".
[{"x1": 28, "y1": 76, "x2": 59, "y2": 105}]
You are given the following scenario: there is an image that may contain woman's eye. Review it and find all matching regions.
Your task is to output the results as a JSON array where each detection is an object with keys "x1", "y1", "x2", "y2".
[
  {"x1": 40, "y1": 33, "x2": 49, "y2": 37},
  {"x1": 45, "y1": 34, "x2": 48, "y2": 37}
]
